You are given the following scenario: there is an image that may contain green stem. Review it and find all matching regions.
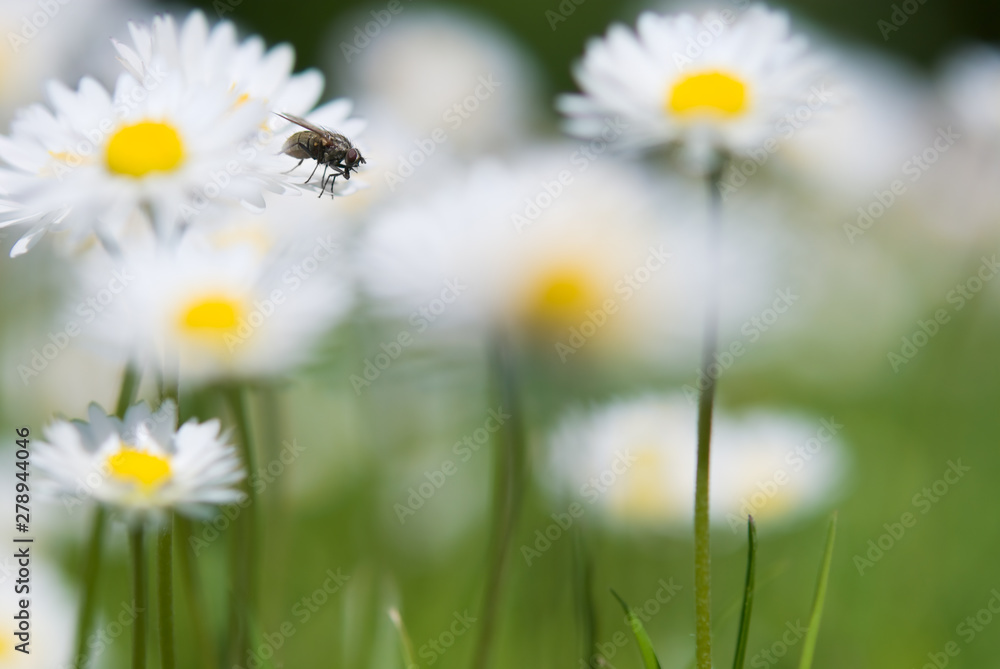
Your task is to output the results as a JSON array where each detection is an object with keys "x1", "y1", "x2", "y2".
[
  {"x1": 224, "y1": 386, "x2": 258, "y2": 666},
  {"x1": 471, "y1": 334, "x2": 526, "y2": 669},
  {"x1": 115, "y1": 364, "x2": 141, "y2": 418},
  {"x1": 695, "y1": 166, "x2": 725, "y2": 669},
  {"x1": 71, "y1": 363, "x2": 140, "y2": 669},
  {"x1": 129, "y1": 526, "x2": 147, "y2": 669},
  {"x1": 158, "y1": 520, "x2": 175, "y2": 669},
  {"x1": 71, "y1": 507, "x2": 106, "y2": 669},
  {"x1": 174, "y1": 517, "x2": 214, "y2": 669}
]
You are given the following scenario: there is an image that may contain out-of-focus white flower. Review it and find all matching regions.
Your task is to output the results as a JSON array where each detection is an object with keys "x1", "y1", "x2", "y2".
[
  {"x1": 334, "y1": 8, "x2": 539, "y2": 156},
  {"x1": 359, "y1": 150, "x2": 670, "y2": 358},
  {"x1": 359, "y1": 147, "x2": 781, "y2": 365},
  {"x1": 559, "y1": 5, "x2": 821, "y2": 170},
  {"x1": 77, "y1": 206, "x2": 352, "y2": 386},
  {"x1": 544, "y1": 394, "x2": 847, "y2": 533},
  {"x1": 35, "y1": 401, "x2": 244, "y2": 524},
  {"x1": 764, "y1": 48, "x2": 932, "y2": 205},
  {"x1": 0, "y1": 559, "x2": 74, "y2": 667},
  {"x1": 0, "y1": 0, "x2": 138, "y2": 122},
  {"x1": 940, "y1": 45, "x2": 1000, "y2": 142},
  {"x1": 908, "y1": 45, "x2": 1000, "y2": 246},
  {"x1": 0, "y1": 10, "x2": 366, "y2": 256}
]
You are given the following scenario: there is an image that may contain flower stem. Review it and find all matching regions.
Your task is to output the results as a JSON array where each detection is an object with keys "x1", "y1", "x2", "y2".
[
  {"x1": 129, "y1": 525, "x2": 147, "y2": 669},
  {"x1": 695, "y1": 166, "x2": 726, "y2": 669},
  {"x1": 71, "y1": 507, "x2": 106, "y2": 669},
  {"x1": 224, "y1": 386, "x2": 258, "y2": 667},
  {"x1": 471, "y1": 333, "x2": 526, "y2": 669},
  {"x1": 158, "y1": 519, "x2": 175, "y2": 669},
  {"x1": 174, "y1": 516, "x2": 214, "y2": 669},
  {"x1": 72, "y1": 363, "x2": 140, "y2": 669}
]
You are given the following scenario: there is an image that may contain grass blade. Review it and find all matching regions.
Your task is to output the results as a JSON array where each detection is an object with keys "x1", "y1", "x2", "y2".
[
  {"x1": 611, "y1": 589, "x2": 662, "y2": 669},
  {"x1": 798, "y1": 513, "x2": 838, "y2": 669},
  {"x1": 388, "y1": 607, "x2": 419, "y2": 669},
  {"x1": 732, "y1": 516, "x2": 758, "y2": 669}
]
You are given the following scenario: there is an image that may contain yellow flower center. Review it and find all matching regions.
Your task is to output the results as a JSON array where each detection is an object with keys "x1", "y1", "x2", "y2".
[
  {"x1": 108, "y1": 448, "x2": 172, "y2": 489},
  {"x1": 106, "y1": 121, "x2": 185, "y2": 177},
  {"x1": 667, "y1": 70, "x2": 749, "y2": 118},
  {"x1": 527, "y1": 267, "x2": 601, "y2": 329},
  {"x1": 179, "y1": 295, "x2": 243, "y2": 334},
  {"x1": 615, "y1": 449, "x2": 672, "y2": 519}
]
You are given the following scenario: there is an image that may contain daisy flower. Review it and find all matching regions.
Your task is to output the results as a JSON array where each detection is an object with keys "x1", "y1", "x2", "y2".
[
  {"x1": 0, "y1": 10, "x2": 365, "y2": 256},
  {"x1": 78, "y1": 209, "x2": 352, "y2": 386},
  {"x1": 34, "y1": 400, "x2": 244, "y2": 523},
  {"x1": 559, "y1": 5, "x2": 821, "y2": 170},
  {"x1": 544, "y1": 394, "x2": 847, "y2": 532},
  {"x1": 112, "y1": 10, "x2": 369, "y2": 198}
]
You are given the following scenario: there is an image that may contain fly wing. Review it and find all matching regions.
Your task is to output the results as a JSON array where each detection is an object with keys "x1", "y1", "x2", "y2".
[
  {"x1": 280, "y1": 132, "x2": 313, "y2": 159},
  {"x1": 275, "y1": 112, "x2": 330, "y2": 136}
]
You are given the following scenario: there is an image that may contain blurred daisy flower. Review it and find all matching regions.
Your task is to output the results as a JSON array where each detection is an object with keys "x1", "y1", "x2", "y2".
[
  {"x1": 559, "y1": 5, "x2": 821, "y2": 170},
  {"x1": 359, "y1": 151, "x2": 675, "y2": 356},
  {"x1": 78, "y1": 209, "x2": 352, "y2": 386},
  {"x1": 544, "y1": 394, "x2": 847, "y2": 533},
  {"x1": 360, "y1": 149, "x2": 782, "y2": 365},
  {"x1": 34, "y1": 400, "x2": 244, "y2": 523},
  {"x1": 334, "y1": 8, "x2": 540, "y2": 156},
  {"x1": 940, "y1": 45, "x2": 1000, "y2": 142},
  {"x1": 0, "y1": 10, "x2": 365, "y2": 256}
]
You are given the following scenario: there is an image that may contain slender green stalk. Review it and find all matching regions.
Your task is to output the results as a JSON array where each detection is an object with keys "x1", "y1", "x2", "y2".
[
  {"x1": 389, "y1": 608, "x2": 419, "y2": 669},
  {"x1": 129, "y1": 526, "x2": 147, "y2": 669},
  {"x1": 71, "y1": 363, "x2": 140, "y2": 669},
  {"x1": 115, "y1": 364, "x2": 141, "y2": 418},
  {"x1": 694, "y1": 165, "x2": 726, "y2": 669},
  {"x1": 470, "y1": 334, "x2": 527, "y2": 669},
  {"x1": 158, "y1": 519, "x2": 175, "y2": 669},
  {"x1": 573, "y1": 531, "x2": 599, "y2": 667},
  {"x1": 798, "y1": 514, "x2": 838, "y2": 669},
  {"x1": 224, "y1": 386, "x2": 258, "y2": 666},
  {"x1": 71, "y1": 507, "x2": 106, "y2": 669},
  {"x1": 732, "y1": 517, "x2": 758, "y2": 669},
  {"x1": 174, "y1": 517, "x2": 214, "y2": 669}
]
